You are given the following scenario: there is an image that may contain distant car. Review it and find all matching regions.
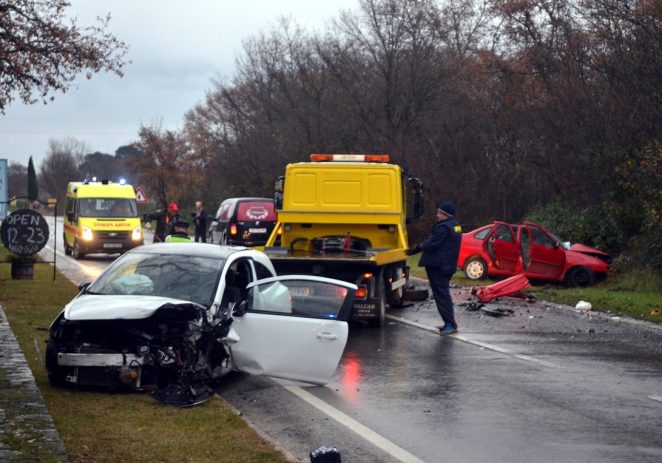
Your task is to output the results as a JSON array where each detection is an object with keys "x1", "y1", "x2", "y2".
[
  {"x1": 208, "y1": 197, "x2": 277, "y2": 247},
  {"x1": 46, "y1": 243, "x2": 356, "y2": 406},
  {"x1": 458, "y1": 221, "x2": 610, "y2": 287}
]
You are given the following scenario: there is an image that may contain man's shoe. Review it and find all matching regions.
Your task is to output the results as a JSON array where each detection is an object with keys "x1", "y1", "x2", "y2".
[{"x1": 439, "y1": 325, "x2": 458, "y2": 336}]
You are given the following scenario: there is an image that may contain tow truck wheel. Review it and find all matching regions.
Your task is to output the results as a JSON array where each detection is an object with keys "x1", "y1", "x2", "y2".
[
  {"x1": 72, "y1": 240, "x2": 85, "y2": 260},
  {"x1": 389, "y1": 285, "x2": 406, "y2": 308},
  {"x1": 370, "y1": 285, "x2": 386, "y2": 327}
]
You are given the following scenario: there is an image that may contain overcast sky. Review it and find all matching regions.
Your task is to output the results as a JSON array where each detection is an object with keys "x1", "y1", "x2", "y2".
[{"x1": 0, "y1": 0, "x2": 356, "y2": 168}]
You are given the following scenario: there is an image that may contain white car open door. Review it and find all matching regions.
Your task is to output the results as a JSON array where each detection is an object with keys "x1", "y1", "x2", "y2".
[{"x1": 228, "y1": 275, "x2": 356, "y2": 385}]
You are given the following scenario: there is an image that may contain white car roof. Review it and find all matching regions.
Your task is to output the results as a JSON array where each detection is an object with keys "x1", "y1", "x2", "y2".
[{"x1": 131, "y1": 243, "x2": 251, "y2": 259}]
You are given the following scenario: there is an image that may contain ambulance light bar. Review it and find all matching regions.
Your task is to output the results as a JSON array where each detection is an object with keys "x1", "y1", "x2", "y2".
[{"x1": 310, "y1": 154, "x2": 390, "y2": 162}]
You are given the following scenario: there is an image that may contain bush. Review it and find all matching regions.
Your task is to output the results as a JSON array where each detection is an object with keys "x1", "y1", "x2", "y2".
[{"x1": 525, "y1": 202, "x2": 621, "y2": 253}]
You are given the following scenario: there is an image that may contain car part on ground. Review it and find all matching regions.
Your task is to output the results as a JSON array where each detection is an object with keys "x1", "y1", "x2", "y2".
[{"x1": 470, "y1": 274, "x2": 531, "y2": 303}]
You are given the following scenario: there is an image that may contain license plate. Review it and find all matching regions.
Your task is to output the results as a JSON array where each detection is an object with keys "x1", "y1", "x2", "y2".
[
  {"x1": 289, "y1": 287, "x2": 312, "y2": 297},
  {"x1": 249, "y1": 228, "x2": 267, "y2": 233},
  {"x1": 103, "y1": 243, "x2": 122, "y2": 249}
]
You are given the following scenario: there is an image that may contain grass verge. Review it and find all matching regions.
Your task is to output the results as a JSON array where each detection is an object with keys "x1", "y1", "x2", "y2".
[
  {"x1": 406, "y1": 256, "x2": 661, "y2": 324},
  {"x1": 0, "y1": 246, "x2": 288, "y2": 463}
]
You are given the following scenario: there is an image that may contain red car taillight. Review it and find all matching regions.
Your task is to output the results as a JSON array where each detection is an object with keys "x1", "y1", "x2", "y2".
[{"x1": 229, "y1": 223, "x2": 238, "y2": 235}]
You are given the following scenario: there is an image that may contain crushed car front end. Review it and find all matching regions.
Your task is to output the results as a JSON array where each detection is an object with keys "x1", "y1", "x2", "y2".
[{"x1": 46, "y1": 302, "x2": 233, "y2": 395}]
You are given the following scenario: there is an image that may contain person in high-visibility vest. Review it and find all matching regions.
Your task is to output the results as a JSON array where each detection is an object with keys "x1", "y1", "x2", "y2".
[{"x1": 165, "y1": 220, "x2": 192, "y2": 242}]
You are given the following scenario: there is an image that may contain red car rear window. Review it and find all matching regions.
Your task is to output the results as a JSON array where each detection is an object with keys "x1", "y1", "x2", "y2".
[{"x1": 237, "y1": 201, "x2": 276, "y2": 221}]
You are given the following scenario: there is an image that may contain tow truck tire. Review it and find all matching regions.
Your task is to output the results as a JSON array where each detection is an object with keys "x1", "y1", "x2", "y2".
[
  {"x1": 72, "y1": 240, "x2": 85, "y2": 260},
  {"x1": 464, "y1": 257, "x2": 487, "y2": 280},
  {"x1": 369, "y1": 285, "x2": 387, "y2": 327},
  {"x1": 389, "y1": 288, "x2": 406, "y2": 308}
]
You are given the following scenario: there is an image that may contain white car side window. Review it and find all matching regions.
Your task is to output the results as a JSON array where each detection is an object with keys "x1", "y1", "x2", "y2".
[{"x1": 249, "y1": 281, "x2": 292, "y2": 314}]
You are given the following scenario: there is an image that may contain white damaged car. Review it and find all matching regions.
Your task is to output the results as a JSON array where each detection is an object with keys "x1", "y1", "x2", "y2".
[{"x1": 46, "y1": 243, "x2": 356, "y2": 406}]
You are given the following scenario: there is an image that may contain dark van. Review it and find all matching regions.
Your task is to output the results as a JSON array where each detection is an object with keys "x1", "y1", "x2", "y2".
[{"x1": 209, "y1": 198, "x2": 277, "y2": 247}]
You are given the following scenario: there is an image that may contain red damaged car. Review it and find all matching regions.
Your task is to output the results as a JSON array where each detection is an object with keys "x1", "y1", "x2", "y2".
[{"x1": 458, "y1": 221, "x2": 610, "y2": 287}]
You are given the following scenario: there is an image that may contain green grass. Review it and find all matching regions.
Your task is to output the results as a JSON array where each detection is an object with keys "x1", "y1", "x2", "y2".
[
  {"x1": 0, "y1": 246, "x2": 288, "y2": 463},
  {"x1": 406, "y1": 256, "x2": 661, "y2": 324}
]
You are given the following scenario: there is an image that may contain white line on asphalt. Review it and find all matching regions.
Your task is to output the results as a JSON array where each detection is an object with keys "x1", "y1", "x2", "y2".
[
  {"x1": 649, "y1": 395, "x2": 662, "y2": 403},
  {"x1": 386, "y1": 314, "x2": 560, "y2": 368},
  {"x1": 278, "y1": 381, "x2": 425, "y2": 463}
]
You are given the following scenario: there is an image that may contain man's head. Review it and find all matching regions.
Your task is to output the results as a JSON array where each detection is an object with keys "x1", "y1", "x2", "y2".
[
  {"x1": 436, "y1": 202, "x2": 456, "y2": 221},
  {"x1": 173, "y1": 220, "x2": 189, "y2": 232},
  {"x1": 195, "y1": 201, "x2": 203, "y2": 210}
]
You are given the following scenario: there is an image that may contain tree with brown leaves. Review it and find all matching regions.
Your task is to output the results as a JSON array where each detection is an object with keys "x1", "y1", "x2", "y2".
[{"x1": 0, "y1": 0, "x2": 128, "y2": 112}]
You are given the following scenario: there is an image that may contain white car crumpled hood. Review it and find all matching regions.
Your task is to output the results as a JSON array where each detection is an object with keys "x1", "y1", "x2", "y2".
[{"x1": 64, "y1": 294, "x2": 195, "y2": 321}]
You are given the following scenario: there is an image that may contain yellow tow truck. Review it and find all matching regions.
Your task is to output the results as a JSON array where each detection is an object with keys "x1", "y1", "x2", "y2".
[{"x1": 264, "y1": 154, "x2": 425, "y2": 326}]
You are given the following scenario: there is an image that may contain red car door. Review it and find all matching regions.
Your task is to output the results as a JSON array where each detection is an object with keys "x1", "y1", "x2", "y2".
[
  {"x1": 522, "y1": 223, "x2": 565, "y2": 280},
  {"x1": 484, "y1": 222, "x2": 520, "y2": 274}
]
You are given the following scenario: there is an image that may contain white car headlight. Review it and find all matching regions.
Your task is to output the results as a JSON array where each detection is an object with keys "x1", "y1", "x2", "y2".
[
  {"x1": 132, "y1": 226, "x2": 142, "y2": 241},
  {"x1": 82, "y1": 226, "x2": 93, "y2": 241}
]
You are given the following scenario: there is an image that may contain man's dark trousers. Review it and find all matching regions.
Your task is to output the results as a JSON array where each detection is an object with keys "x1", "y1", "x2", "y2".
[{"x1": 425, "y1": 266, "x2": 456, "y2": 329}]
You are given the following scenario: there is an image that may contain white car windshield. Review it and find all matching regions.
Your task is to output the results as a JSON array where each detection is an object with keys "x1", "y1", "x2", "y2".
[{"x1": 87, "y1": 252, "x2": 226, "y2": 307}]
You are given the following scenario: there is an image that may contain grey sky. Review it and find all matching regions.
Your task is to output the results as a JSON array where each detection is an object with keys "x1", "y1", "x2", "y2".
[{"x1": 0, "y1": 0, "x2": 356, "y2": 168}]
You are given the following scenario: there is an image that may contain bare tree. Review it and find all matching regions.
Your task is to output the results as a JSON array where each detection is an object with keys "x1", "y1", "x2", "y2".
[
  {"x1": 39, "y1": 137, "x2": 87, "y2": 205},
  {"x1": 127, "y1": 125, "x2": 199, "y2": 210},
  {"x1": 0, "y1": 0, "x2": 128, "y2": 112}
]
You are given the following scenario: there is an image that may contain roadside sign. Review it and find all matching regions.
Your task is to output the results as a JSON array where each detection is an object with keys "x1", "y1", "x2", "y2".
[
  {"x1": 0, "y1": 209, "x2": 50, "y2": 256},
  {"x1": 47, "y1": 198, "x2": 57, "y2": 207},
  {"x1": 135, "y1": 187, "x2": 149, "y2": 204}
]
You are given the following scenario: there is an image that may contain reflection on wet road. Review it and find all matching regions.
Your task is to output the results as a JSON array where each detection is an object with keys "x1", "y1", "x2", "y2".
[{"x1": 37, "y1": 215, "x2": 662, "y2": 462}]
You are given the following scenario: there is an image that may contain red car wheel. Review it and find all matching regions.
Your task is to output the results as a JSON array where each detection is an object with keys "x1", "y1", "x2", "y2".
[{"x1": 464, "y1": 257, "x2": 487, "y2": 280}]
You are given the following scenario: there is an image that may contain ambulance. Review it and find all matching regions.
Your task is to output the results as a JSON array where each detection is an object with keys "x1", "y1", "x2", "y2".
[{"x1": 63, "y1": 179, "x2": 143, "y2": 259}]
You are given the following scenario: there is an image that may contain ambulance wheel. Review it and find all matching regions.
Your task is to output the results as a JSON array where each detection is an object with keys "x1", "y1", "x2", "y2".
[
  {"x1": 63, "y1": 238, "x2": 72, "y2": 256},
  {"x1": 72, "y1": 240, "x2": 86, "y2": 260}
]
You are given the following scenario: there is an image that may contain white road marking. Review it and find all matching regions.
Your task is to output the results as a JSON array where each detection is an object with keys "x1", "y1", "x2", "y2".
[
  {"x1": 386, "y1": 314, "x2": 560, "y2": 369},
  {"x1": 277, "y1": 381, "x2": 425, "y2": 463},
  {"x1": 650, "y1": 395, "x2": 662, "y2": 403}
]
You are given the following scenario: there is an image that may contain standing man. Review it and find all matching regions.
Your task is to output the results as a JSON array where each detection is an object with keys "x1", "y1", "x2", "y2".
[
  {"x1": 406, "y1": 202, "x2": 463, "y2": 335},
  {"x1": 192, "y1": 201, "x2": 208, "y2": 243},
  {"x1": 143, "y1": 202, "x2": 180, "y2": 243}
]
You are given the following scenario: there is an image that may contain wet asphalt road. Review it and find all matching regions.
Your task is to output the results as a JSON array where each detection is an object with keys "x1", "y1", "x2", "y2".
[
  {"x1": 38, "y1": 217, "x2": 662, "y2": 462},
  {"x1": 217, "y1": 301, "x2": 662, "y2": 463}
]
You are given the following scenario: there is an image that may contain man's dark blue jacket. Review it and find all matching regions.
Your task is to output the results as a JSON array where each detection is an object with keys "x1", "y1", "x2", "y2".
[{"x1": 418, "y1": 218, "x2": 463, "y2": 275}]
